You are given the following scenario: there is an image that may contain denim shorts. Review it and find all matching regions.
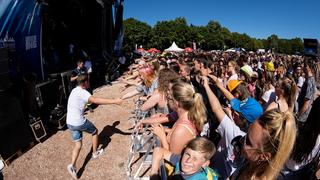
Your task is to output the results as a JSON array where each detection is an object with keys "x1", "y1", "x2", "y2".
[{"x1": 67, "y1": 119, "x2": 97, "y2": 142}]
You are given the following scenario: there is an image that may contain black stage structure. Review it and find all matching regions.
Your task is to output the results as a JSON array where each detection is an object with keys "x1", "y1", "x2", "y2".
[{"x1": 0, "y1": 0, "x2": 124, "y2": 162}]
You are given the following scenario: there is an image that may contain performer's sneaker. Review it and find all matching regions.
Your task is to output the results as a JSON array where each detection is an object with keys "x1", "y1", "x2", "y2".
[
  {"x1": 67, "y1": 164, "x2": 78, "y2": 179},
  {"x1": 92, "y1": 148, "x2": 104, "y2": 159}
]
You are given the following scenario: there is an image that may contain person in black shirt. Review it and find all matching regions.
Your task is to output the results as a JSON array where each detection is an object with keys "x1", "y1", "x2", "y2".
[{"x1": 70, "y1": 59, "x2": 87, "y2": 90}]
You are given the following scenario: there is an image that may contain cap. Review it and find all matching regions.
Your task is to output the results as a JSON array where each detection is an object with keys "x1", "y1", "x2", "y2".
[
  {"x1": 266, "y1": 62, "x2": 275, "y2": 72},
  {"x1": 227, "y1": 80, "x2": 242, "y2": 92},
  {"x1": 230, "y1": 98, "x2": 263, "y2": 123},
  {"x1": 240, "y1": 65, "x2": 253, "y2": 77}
]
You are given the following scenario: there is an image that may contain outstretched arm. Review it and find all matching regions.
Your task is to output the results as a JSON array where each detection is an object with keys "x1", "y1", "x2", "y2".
[
  {"x1": 135, "y1": 113, "x2": 170, "y2": 129},
  {"x1": 140, "y1": 91, "x2": 160, "y2": 112},
  {"x1": 88, "y1": 96, "x2": 122, "y2": 105},
  {"x1": 121, "y1": 89, "x2": 142, "y2": 100}
]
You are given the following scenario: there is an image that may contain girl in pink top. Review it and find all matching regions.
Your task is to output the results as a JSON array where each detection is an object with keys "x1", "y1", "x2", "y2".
[{"x1": 151, "y1": 82, "x2": 206, "y2": 154}]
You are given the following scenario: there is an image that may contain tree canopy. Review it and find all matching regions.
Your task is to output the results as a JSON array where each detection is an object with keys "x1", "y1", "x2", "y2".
[{"x1": 123, "y1": 17, "x2": 303, "y2": 54}]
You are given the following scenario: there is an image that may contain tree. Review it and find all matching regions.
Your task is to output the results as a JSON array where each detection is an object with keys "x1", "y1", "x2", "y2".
[
  {"x1": 123, "y1": 18, "x2": 152, "y2": 50},
  {"x1": 122, "y1": 17, "x2": 305, "y2": 54},
  {"x1": 150, "y1": 17, "x2": 189, "y2": 50},
  {"x1": 290, "y1": 38, "x2": 303, "y2": 54},
  {"x1": 267, "y1": 34, "x2": 279, "y2": 53},
  {"x1": 252, "y1": 38, "x2": 264, "y2": 50}
]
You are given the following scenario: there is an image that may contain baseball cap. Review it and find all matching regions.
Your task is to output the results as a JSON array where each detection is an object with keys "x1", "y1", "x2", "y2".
[
  {"x1": 227, "y1": 80, "x2": 242, "y2": 92},
  {"x1": 230, "y1": 97, "x2": 263, "y2": 123},
  {"x1": 240, "y1": 65, "x2": 253, "y2": 77},
  {"x1": 266, "y1": 62, "x2": 275, "y2": 72}
]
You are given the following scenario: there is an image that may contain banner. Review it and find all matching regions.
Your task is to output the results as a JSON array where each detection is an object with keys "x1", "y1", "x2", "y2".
[
  {"x1": 0, "y1": 0, "x2": 43, "y2": 80},
  {"x1": 113, "y1": 0, "x2": 124, "y2": 56}
]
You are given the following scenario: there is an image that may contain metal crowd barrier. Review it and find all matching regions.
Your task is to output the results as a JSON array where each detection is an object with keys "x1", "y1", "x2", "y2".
[{"x1": 126, "y1": 99, "x2": 158, "y2": 180}]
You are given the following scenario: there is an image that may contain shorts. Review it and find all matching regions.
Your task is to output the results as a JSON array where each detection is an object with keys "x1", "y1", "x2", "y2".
[{"x1": 67, "y1": 119, "x2": 97, "y2": 142}]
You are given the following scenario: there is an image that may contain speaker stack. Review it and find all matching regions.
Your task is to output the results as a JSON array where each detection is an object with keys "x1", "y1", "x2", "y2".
[
  {"x1": 0, "y1": 92, "x2": 33, "y2": 161},
  {"x1": 303, "y1": 38, "x2": 319, "y2": 57}
]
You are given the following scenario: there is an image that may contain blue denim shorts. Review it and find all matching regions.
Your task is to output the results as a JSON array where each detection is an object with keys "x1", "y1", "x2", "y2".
[{"x1": 67, "y1": 119, "x2": 97, "y2": 142}]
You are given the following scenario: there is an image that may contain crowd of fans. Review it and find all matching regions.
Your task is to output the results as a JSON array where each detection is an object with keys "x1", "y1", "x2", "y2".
[{"x1": 119, "y1": 50, "x2": 320, "y2": 180}]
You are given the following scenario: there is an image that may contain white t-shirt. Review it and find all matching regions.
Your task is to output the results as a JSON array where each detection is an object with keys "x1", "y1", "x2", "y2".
[
  {"x1": 212, "y1": 115, "x2": 245, "y2": 179},
  {"x1": 66, "y1": 86, "x2": 91, "y2": 126},
  {"x1": 227, "y1": 74, "x2": 239, "y2": 84},
  {"x1": 261, "y1": 88, "x2": 276, "y2": 111},
  {"x1": 297, "y1": 76, "x2": 305, "y2": 88}
]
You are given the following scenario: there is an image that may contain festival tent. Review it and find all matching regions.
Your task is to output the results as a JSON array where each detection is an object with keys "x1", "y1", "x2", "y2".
[
  {"x1": 184, "y1": 47, "x2": 193, "y2": 52},
  {"x1": 164, "y1": 42, "x2": 184, "y2": 52},
  {"x1": 226, "y1": 48, "x2": 236, "y2": 52},
  {"x1": 226, "y1": 48, "x2": 246, "y2": 52}
]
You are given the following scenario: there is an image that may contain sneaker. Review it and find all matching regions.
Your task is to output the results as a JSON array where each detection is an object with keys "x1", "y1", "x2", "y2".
[
  {"x1": 92, "y1": 148, "x2": 104, "y2": 159},
  {"x1": 67, "y1": 164, "x2": 78, "y2": 179}
]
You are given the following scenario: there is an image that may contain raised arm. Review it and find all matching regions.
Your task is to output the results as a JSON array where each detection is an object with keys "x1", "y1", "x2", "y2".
[
  {"x1": 208, "y1": 74, "x2": 235, "y2": 101},
  {"x1": 201, "y1": 76, "x2": 226, "y2": 122}
]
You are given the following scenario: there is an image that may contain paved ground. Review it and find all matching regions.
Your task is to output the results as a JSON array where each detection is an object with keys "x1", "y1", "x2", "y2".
[{"x1": 3, "y1": 83, "x2": 136, "y2": 180}]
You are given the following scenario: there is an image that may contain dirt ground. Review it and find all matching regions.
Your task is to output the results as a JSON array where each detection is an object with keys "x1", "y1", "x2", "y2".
[{"x1": 2, "y1": 83, "x2": 137, "y2": 180}]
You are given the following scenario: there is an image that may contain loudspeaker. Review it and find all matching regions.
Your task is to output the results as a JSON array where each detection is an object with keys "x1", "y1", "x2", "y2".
[
  {"x1": 0, "y1": 92, "x2": 33, "y2": 160},
  {"x1": 304, "y1": 38, "x2": 319, "y2": 57},
  {"x1": 29, "y1": 117, "x2": 46, "y2": 142}
]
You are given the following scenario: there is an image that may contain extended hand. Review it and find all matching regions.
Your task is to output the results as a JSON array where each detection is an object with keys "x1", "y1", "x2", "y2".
[
  {"x1": 113, "y1": 98, "x2": 123, "y2": 105},
  {"x1": 150, "y1": 123, "x2": 166, "y2": 139}
]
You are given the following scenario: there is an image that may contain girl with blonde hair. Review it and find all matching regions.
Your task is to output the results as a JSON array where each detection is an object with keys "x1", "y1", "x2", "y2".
[
  {"x1": 230, "y1": 109, "x2": 297, "y2": 180},
  {"x1": 151, "y1": 82, "x2": 207, "y2": 154}
]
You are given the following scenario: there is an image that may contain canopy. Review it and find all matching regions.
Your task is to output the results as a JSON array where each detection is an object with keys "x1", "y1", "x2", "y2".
[
  {"x1": 136, "y1": 48, "x2": 145, "y2": 52},
  {"x1": 164, "y1": 42, "x2": 184, "y2": 52},
  {"x1": 226, "y1": 48, "x2": 246, "y2": 52},
  {"x1": 184, "y1": 47, "x2": 193, "y2": 52},
  {"x1": 147, "y1": 48, "x2": 160, "y2": 53}
]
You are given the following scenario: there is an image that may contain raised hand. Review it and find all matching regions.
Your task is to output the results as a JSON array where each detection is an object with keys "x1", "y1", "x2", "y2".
[{"x1": 150, "y1": 123, "x2": 166, "y2": 139}]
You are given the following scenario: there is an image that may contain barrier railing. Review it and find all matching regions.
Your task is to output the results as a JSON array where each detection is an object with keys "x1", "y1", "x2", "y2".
[{"x1": 126, "y1": 99, "x2": 158, "y2": 180}]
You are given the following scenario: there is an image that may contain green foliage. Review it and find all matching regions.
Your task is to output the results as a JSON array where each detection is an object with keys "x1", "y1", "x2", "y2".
[
  {"x1": 123, "y1": 18, "x2": 152, "y2": 50},
  {"x1": 123, "y1": 17, "x2": 304, "y2": 54}
]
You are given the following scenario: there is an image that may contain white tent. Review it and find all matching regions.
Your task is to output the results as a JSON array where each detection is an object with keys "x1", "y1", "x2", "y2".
[
  {"x1": 164, "y1": 42, "x2": 184, "y2": 52},
  {"x1": 226, "y1": 48, "x2": 236, "y2": 52}
]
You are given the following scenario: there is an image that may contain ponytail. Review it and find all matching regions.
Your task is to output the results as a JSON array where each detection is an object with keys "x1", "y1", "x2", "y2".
[
  {"x1": 282, "y1": 77, "x2": 297, "y2": 111},
  {"x1": 258, "y1": 110, "x2": 297, "y2": 179},
  {"x1": 172, "y1": 82, "x2": 207, "y2": 132},
  {"x1": 189, "y1": 93, "x2": 207, "y2": 132}
]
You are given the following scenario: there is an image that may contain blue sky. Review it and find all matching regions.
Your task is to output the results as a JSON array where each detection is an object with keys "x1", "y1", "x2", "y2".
[{"x1": 123, "y1": 0, "x2": 320, "y2": 40}]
